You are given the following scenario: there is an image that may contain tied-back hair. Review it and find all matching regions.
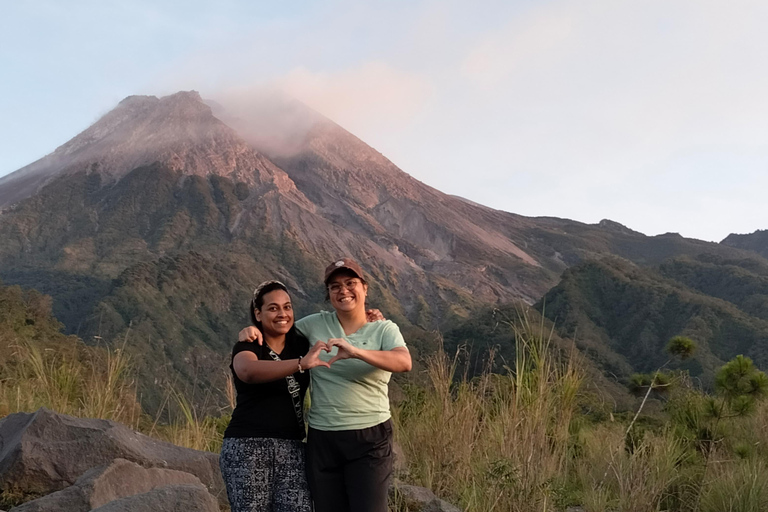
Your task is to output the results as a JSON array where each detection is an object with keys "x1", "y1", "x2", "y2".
[{"x1": 249, "y1": 280, "x2": 308, "y2": 351}]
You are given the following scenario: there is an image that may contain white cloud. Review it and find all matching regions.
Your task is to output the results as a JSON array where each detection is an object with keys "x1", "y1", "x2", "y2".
[
  {"x1": 5, "y1": 0, "x2": 768, "y2": 240},
  {"x1": 274, "y1": 63, "x2": 434, "y2": 136}
]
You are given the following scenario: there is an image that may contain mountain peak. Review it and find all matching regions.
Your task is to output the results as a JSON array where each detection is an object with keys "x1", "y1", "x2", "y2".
[
  {"x1": 0, "y1": 91, "x2": 272, "y2": 208},
  {"x1": 117, "y1": 90, "x2": 203, "y2": 108}
]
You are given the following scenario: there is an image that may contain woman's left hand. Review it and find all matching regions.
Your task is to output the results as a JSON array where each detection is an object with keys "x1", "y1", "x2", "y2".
[
  {"x1": 327, "y1": 338, "x2": 359, "y2": 365},
  {"x1": 302, "y1": 342, "x2": 332, "y2": 370}
]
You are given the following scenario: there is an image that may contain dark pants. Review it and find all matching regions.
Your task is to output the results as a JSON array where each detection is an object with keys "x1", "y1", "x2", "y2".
[{"x1": 306, "y1": 419, "x2": 393, "y2": 512}]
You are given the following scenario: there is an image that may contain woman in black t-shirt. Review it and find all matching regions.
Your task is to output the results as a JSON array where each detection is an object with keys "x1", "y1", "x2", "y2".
[{"x1": 219, "y1": 281, "x2": 330, "y2": 512}]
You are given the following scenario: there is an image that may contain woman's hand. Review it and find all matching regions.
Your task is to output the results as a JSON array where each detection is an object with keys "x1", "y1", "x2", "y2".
[
  {"x1": 301, "y1": 342, "x2": 332, "y2": 370},
  {"x1": 366, "y1": 309, "x2": 385, "y2": 322},
  {"x1": 238, "y1": 326, "x2": 263, "y2": 344},
  {"x1": 327, "y1": 338, "x2": 360, "y2": 365}
]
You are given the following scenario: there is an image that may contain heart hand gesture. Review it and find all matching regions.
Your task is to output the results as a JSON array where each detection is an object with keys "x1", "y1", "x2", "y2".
[
  {"x1": 327, "y1": 338, "x2": 359, "y2": 365},
  {"x1": 302, "y1": 341, "x2": 332, "y2": 370}
]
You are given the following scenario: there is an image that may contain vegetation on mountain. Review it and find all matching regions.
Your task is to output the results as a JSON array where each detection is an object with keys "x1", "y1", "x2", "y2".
[
  {"x1": 3, "y1": 91, "x2": 768, "y2": 417},
  {"x1": 721, "y1": 229, "x2": 768, "y2": 259},
  {"x1": 537, "y1": 257, "x2": 768, "y2": 388},
  {"x1": 0, "y1": 280, "x2": 141, "y2": 423},
  {"x1": 658, "y1": 254, "x2": 768, "y2": 321}
]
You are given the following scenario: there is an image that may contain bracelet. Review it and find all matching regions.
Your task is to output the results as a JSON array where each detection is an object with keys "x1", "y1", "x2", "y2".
[{"x1": 297, "y1": 356, "x2": 304, "y2": 374}]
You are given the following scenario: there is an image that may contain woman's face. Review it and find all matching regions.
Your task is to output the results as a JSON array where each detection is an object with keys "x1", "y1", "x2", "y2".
[
  {"x1": 327, "y1": 271, "x2": 368, "y2": 313},
  {"x1": 255, "y1": 289, "x2": 294, "y2": 337}
]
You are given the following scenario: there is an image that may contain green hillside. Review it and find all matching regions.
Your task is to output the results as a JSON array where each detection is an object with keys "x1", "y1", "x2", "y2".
[
  {"x1": 0, "y1": 281, "x2": 141, "y2": 422},
  {"x1": 538, "y1": 257, "x2": 768, "y2": 388}
]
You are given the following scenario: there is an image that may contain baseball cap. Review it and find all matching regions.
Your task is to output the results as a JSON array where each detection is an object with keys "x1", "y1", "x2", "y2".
[{"x1": 324, "y1": 258, "x2": 364, "y2": 284}]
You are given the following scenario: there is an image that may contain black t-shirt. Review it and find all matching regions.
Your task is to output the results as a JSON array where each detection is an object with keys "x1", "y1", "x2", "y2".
[{"x1": 224, "y1": 333, "x2": 310, "y2": 440}]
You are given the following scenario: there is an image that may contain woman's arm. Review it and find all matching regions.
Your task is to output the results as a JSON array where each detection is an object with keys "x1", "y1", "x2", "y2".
[
  {"x1": 326, "y1": 338, "x2": 412, "y2": 373},
  {"x1": 232, "y1": 342, "x2": 330, "y2": 384},
  {"x1": 237, "y1": 309, "x2": 385, "y2": 345}
]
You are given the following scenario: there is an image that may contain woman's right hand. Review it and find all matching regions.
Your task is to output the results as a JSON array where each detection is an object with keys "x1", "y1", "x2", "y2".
[
  {"x1": 301, "y1": 342, "x2": 332, "y2": 370},
  {"x1": 238, "y1": 326, "x2": 263, "y2": 344}
]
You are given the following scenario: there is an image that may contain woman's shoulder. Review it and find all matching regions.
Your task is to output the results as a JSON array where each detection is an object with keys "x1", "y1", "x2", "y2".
[
  {"x1": 295, "y1": 310, "x2": 335, "y2": 329},
  {"x1": 368, "y1": 318, "x2": 401, "y2": 332},
  {"x1": 232, "y1": 341, "x2": 264, "y2": 359},
  {"x1": 365, "y1": 319, "x2": 406, "y2": 348}
]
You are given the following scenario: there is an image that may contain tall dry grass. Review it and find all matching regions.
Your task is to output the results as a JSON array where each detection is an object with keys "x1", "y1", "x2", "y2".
[
  {"x1": 0, "y1": 340, "x2": 141, "y2": 427},
  {"x1": 698, "y1": 459, "x2": 768, "y2": 512},
  {"x1": 5, "y1": 315, "x2": 768, "y2": 512},
  {"x1": 149, "y1": 390, "x2": 229, "y2": 453},
  {"x1": 393, "y1": 312, "x2": 583, "y2": 512},
  {"x1": 392, "y1": 311, "x2": 706, "y2": 512},
  {"x1": 0, "y1": 338, "x2": 230, "y2": 454},
  {"x1": 574, "y1": 424, "x2": 692, "y2": 512}
]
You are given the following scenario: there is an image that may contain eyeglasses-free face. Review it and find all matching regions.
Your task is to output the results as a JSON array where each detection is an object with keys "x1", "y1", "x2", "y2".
[
  {"x1": 254, "y1": 289, "x2": 294, "y2": 337},
  {"x1": 327, "y1": 278, "x2": 362, "y2": 294}
]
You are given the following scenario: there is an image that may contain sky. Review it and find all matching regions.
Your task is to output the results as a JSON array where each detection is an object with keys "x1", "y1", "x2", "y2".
[{"x1": 2, "y1": 0, "x2": 767, "y2": 242}]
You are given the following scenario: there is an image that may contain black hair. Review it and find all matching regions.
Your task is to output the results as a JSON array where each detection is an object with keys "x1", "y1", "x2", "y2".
[
  {"x1": 248, "y1": 281, "x2": 308, "y2": 350},
  {"x1": 250, "y1": 281, "x2": 289, "y2": 326},
  {"x1": 324, "y1": 268, "x2": 368, "y2": 301}
]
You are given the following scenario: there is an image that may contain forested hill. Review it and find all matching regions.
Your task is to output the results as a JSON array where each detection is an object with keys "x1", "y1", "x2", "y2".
[
  {"x1": 722, "y1": 230, "x2": 768, "y2": 260},
  {"x1": 536, "y1": 255, "x2": 768, "y2": 387},
  {"x1": 2, "y1": 90, "x2": 768, "y2": 412}
]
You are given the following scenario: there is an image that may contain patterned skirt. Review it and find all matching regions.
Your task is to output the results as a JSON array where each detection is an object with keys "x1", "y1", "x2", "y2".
[{"x1": 219, "y1": 437, "x2": 312, "y2": 512}]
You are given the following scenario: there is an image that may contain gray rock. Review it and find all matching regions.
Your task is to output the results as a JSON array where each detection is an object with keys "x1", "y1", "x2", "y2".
[
  {"x1": 423, "y1": 499, "x2": 462, "y2": 512},
  {"x1": 0, "y1": 408, "x2": 225, "y2": 507},
  {"x1": 10, "y1": 458, "x2": 203, "y2": 511},
  {"x1": 90, "y1": 484, "x2": 218, "y2": 512},
  {"x1": 392, "y1": 483, "x2": 438, "y2": 506},
  {"x1": 390, "y1": 482, "x2": 462, "y2": 512}
]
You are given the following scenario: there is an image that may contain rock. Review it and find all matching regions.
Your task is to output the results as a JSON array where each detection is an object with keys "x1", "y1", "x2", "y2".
[
  {"x1": 10, "y1": 458, "x2": 203, "y2": 511},
  {"x1": 392, "y1": 483, "x2": 438, "y2": 507},
  {"x1": 89, "y1": 484, "x2": 219, "y2": 512},
  {"x1": 423, "y1": 499, "x2": 462, "y2": 512},
  {"x1": 390, "y1": 482, "x2": 462, "y2": 512},
  {"x1": 0, "y1": 409, "x2": 225, "y2": 507}
]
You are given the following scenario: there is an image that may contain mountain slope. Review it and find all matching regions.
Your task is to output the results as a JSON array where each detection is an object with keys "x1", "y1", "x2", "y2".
[
  {"x1": 0, "y1": 92, "x2": 282, "y2": 207},
  {"x1": 537, "y1": 257, "x2": 768, "y2": 387},
  {"x1": 722, "y1": 230, "x2": 768, "y2": 260},
  {"x1": 2, "y1": 90, "x2": 767, "y2": 411}
]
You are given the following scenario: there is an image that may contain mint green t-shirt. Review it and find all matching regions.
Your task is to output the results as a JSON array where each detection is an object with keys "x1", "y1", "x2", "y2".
[{"x1": 296, "y1": 311, "x2": 407, "y2": 431}]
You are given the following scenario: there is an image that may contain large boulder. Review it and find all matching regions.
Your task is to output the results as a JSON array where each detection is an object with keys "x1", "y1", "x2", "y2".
[
  {"x1": 10, "y1": 458, "x2": 205, "y2": 511},
  {"x1": 0, "y1": 409, "x2": 225, "y2": 507},
  {"x1": 89, "y1": 484, "x2": 219, "y2": 512}
]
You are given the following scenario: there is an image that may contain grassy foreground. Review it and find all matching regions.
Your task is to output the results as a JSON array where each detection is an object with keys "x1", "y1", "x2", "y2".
[
  {"x1": 2, "y1": 290, "x2": 768, "y2": 511},
  {"x1": 390, "y1": 313, "x2": 768, "y2": 512}
]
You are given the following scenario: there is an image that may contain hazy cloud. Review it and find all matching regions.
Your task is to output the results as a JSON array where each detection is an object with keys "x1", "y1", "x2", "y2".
[{"x1": 3, "y1": 0, "x2": 768, "y2": 241}]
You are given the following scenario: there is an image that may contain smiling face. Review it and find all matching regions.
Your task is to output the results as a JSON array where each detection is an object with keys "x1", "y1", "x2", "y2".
[
  {"x1": 327, "y1": 269, "x2": 368, "y2": 314},
  {"x1": 254, "y1": 289, "x2": 294, "y2": 338}
]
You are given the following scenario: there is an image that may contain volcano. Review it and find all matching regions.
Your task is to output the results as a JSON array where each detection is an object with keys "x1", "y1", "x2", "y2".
[{"x1": 0, "y1": 90, "x2": 755, "y2": 410}]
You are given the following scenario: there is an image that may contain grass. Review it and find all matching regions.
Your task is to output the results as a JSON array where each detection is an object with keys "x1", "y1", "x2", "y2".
[
  {"x1": 4, "y1": 309, "x2": 768, "y2": 512},
  {"x1": 392, "y1": 311, "x2": 583, "y2": 511},
  {"x1": 0, "y1": 337, "x2": 230, "y2": 453},
  {"x1": 391, "y1": 309, "x2": 768, "y2": 512},
  {"x1": 0, "y1": 339, "x2": 141, "y2": 427}
]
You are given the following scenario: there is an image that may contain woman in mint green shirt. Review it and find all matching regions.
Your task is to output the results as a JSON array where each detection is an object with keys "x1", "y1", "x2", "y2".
[{"x1": 239, "y1": 257, "x2": 412, "y2": 512}]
